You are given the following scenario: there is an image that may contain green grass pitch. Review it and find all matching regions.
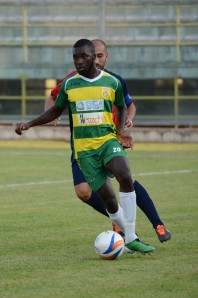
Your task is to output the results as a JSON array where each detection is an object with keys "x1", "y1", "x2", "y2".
[{"x1": 0, "y1": 140, "x2": 198, "y2": 298}]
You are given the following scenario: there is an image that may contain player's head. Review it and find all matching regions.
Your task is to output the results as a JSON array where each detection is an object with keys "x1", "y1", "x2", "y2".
[
  {"x1": 91, "y1": 39, "x2": 108, "y2": 70},
  {"x1": 72, "y1": 39, "x2": 95, "y2": 76}
]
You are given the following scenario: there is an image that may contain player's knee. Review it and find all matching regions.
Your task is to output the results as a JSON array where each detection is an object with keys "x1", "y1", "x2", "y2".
[
  {"x1": 118, "y1": 173, "x2": 134, "y2": 191},
  {"x1": 74, "y1": 183, "x2": 92, "y2": 202},
  {"x1": 119, "y1": 172, "x2": 131, "y2": 184},
  {"x1": 76, "y1": 191, "x2": 90, "y2": 202}
]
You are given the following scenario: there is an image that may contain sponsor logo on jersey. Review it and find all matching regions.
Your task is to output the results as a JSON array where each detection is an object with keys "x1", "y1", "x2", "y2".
[
  {"x1": 78, "y1": 112, "x2": 103, "y2": 124},
  {"x1": 76, "y1": 100, "x2": 104, "y2": 111}
]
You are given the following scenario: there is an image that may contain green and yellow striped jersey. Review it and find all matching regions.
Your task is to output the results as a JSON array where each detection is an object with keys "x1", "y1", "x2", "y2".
[{"x1": 55, "y1": 70, "x2": 125, "y2": 159}]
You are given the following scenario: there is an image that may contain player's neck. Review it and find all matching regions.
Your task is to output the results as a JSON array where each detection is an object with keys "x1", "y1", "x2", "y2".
[
  {"x1": 86, "y1": 68, "x2": 101, "y2": 79},
  {"x1": 80, "y1": 69, "x2": 102, "y2": 82}
]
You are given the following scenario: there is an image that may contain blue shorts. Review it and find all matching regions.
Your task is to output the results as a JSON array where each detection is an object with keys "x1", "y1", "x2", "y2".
[{"x1": 71, "y1": 153, "x2": 86, "y2": 185}]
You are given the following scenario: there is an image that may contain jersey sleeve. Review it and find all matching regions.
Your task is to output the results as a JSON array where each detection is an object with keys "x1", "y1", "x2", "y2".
[
  {"x1": 54, "y1": 79, "x2": 69, "y2": 108},
  {"x1": 51, "y1": 80, "x2": 63, "y2": 98},
  {"x1": 114, "y1": 79, "x2": 125, "y2": 107},
  {"x1": 124, "y1": 90, "x2": 133, "y2": 106},
  {"x1": 118, "y1": 77, "x2": 133, "y2": 106},
  {"x1": 105, "y1": 69, "x2": 133, "y2": 107}
]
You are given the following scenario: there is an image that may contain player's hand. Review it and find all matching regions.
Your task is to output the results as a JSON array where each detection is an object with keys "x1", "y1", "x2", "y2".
[
  {"x1": 117, "y1": 132, "x2": 133, "y2": 149},
  {"x1": 15, "y1": 123, "x2": 30, "y2": 135},
  {"x1": 124, "y1": 117, "x2": 133, "y2": 131},
  {"x1": 49, "y1": 116, "x2": 61, "y2": 126}
]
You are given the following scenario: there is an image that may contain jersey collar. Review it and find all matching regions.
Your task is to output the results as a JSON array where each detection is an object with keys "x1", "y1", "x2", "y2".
[{"x1": 79, "y1": 70, "x2": 103, "y2": 82}]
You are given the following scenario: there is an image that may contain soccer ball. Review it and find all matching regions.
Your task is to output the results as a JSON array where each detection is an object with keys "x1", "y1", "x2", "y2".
[{"x1": 94, "y1": 230, "x2": 124, "y2": 260}]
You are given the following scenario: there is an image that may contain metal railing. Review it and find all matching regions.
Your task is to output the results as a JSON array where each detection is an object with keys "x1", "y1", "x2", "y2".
[
  {"x1": 0, "y1": 2, "x2": 197, "y2": 126},
  {"x1": 0, "y1": 3, "x2": 198, "y2": 62}
]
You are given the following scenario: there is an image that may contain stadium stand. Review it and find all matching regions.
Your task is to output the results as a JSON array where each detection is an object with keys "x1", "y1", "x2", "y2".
[{"x1": 0, "y1": 0, "x2": 197, "y2": 127}]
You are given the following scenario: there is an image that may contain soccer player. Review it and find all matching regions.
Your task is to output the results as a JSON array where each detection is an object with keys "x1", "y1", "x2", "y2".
[
  {"x1": 45, "y1": 39, "x2": 171, "y2": 243},
  {"x1": 15, "y1": 38, "x2": 155, "y2": 253}
]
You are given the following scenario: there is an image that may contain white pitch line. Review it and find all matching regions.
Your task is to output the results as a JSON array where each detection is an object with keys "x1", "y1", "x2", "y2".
[
  {"x1": 0, "y1": 169, "x2": 197, "y2": 189},
  {"x1": 134, "y1": 169, "x2": 198, "y2": 176},
  {"x1": 0, "y1": 179, "x2": 72, "y2": 189}
]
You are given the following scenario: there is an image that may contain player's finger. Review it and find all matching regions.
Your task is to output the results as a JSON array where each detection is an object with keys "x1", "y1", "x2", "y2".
[{"x1": 125, "y1": 120, "x2": 132, "y2": 128}]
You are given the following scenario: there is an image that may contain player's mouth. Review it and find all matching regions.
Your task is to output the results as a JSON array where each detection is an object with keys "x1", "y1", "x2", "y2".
[
  {"x1": 96, "y1": 64, "x2": 101, "y2": 69},
  {"x1": 76, "y1": 66, "x2": 85, "y2": 72}
]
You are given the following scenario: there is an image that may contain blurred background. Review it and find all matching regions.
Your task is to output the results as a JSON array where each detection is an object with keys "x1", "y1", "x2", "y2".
[{"x1": 0, "y1": 0, "x2": 198, "y2": 128}]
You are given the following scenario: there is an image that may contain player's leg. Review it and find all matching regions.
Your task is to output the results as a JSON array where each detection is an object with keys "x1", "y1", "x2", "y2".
[
  {"x1": 103, "y1": 141, "x2": 155, "y2": 253},
  {"x1": 134, "y1": 180, "x2": 171, "y2": 242},
  {"x1": 72, "y1": 156, "x2": 124, "y2": 236},
  {"x1": 72, "y1": 158, "x2": 108, "y2": 216},
  {"x1": 105, "y1": 156, "x2": 155, "y2": 253},
  {"x1": 97, "y1": 177, "x2": 125, "y2": 232},
  {"x1": 77, "y1": 153, "x2": 126, "y2": 235},
  {"x1": 105, "y1": 155, "x2": 136, "y2": 241}
]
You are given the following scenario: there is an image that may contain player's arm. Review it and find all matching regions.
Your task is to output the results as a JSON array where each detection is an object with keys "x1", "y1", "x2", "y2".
[
  {"x1": 45, "y1": 71, "x2": 77, "y2": 111},
  {"x1": 114, "y1": 81, "x2": 132, "y2": 148},
  {"x1": 44, "y1": 70, "x2": 76, "y2": 124},
  {"x1": 15, "y1": 105, "x2": 65, "y2": 135},
  {"x1": 125, "y1": 102, "x2": 136, "y2": 130},
  {"x1": 15, "y1": 80, "x2": 68, "y2": 135},
  {"x1": 116, "y1": 105, "x2": 127, "y2": 134},
  {"x1": 116, "y1": 105, "x2": 133, "y2": 149},
  {"x1": 114, "y1": 80, "x2": 128, "y2": 134},
  {"x1": 45, "y1": 94, "x2": 61, "y2": 126},
  {"x1": 45, "y1": 79, "x2": 63, "y2": 110},
  {"x1": 117, "y1": 75, "x2": 136, "y2": 129},
  {"x1": 45, "y1": 94, "x2": 56, "y2": 110},
  {"x1": 44, "y1": 82, "x2": 63, "y2": 125}
]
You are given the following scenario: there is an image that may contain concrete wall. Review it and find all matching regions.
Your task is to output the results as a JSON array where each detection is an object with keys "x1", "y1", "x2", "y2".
[{"x1": 1, "y1": 125, "x2": 198, "y2": 143}]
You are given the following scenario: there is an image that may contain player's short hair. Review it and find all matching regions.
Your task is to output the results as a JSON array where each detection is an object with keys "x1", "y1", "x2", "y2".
[
  {"x1": 73, "y1": 39, "x2": 95, "y2": 55},
  {"x1": 91, "y1": 39, "x2": 107, "y2": 51}
]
